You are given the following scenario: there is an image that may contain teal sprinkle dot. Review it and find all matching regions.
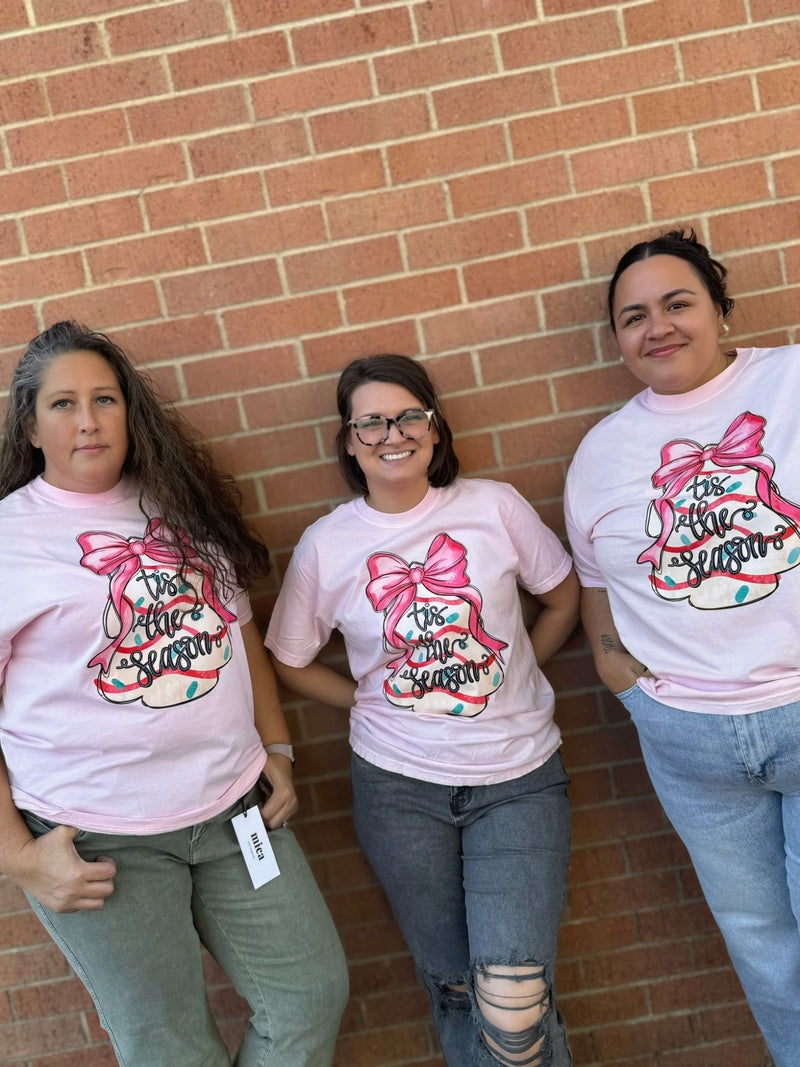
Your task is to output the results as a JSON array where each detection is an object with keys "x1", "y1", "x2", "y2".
[
  {"x1": 179, "y1": 583, "x2": 191, "y2": 593},
  {"x1": 135, "y1": 597, "x2": 145, "y2": 607},
  {"x1": 664, "y1": 576, "x2": 676, "y2": 588},
  {"x1": 681, "y1": 535, "x2": 691, "y2": 545},
  {"x1": 134, "y1": 634, "x2": 142, "y2": 645},
  {"x1": 451, "y1": 703, "x2": 464, "y2": 714},
  {"x1": 111, "y1": 679, "x2": 125, "y2": 690},
  {"x1": 492, "y1": 672, "x2": 501, "y2": 685},
  {"x1": 223, "y1": 646, "x2": 230, "y2": 661},
  {"x1": 186, "y1": 681, "x2": 198, "y2": 698},
  {"x1": 789, "y1": 548, "x2": 800, "y2": 564},
  {"x1": 728, "y1": 481, "x2": 741, "y2": 491},
  {"x1": 392, "y1": 684, "x2": 401, "y2": 695},
  {"x1": 446, "y1": 612, "x2": 458, "y2": 623},
  {"x1": 734, "y1": 586, "x2": 750, "y2": 604},
  {"x1": 406, "y1": 630, "x2": 415, "y2": 640},
  {"x1": 675, "y1": 498, "x2": 685, "y2": 508}
]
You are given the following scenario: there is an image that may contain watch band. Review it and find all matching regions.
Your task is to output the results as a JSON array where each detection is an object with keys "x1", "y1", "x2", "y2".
[{"x1": 264, "y1": 743, "x2": 295, "y2": 765}]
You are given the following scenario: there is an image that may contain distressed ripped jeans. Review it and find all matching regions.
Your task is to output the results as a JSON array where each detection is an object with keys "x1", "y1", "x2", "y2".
[
  {"x1": 351, "y1": 751, "x2": 572, "y2": 1067},
  {"x1": 618, "y1": 684, "x2": 800, "y2": 1067}
]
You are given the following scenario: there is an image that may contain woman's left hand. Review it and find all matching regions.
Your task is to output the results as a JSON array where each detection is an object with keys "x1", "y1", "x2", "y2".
[{"x1": 258, "y1": 753, "x2": 299, "y2": 829}]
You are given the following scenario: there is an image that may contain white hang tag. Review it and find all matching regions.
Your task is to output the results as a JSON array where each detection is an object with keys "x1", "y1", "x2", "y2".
[{"x1": 231, "y1": 805, "x2": 281, "y2": 888}]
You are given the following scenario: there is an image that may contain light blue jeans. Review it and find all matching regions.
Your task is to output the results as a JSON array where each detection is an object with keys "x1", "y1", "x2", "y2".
[
  {"x1": 23, "y1": 785, "x2": 349, "y2": 1067},
  {"x1": 350, "y1": 751, "x2": 572, "y2": 1067},
  {"x1": 617, "y1": 684, "x2": 800, "y2": 1067}
]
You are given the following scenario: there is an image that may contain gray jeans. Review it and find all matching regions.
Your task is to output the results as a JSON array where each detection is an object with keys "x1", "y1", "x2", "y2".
[{"x1": 23, "y1": 785, "x2": 348, "y2": 1066}]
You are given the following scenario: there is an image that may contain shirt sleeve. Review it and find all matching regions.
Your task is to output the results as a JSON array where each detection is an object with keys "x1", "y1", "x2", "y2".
[
  {"x1": 265, "y1": 545, "x2": 333, "y2": 667},
  {"x1": 563, "y1": 454, "x2": 606, "y2": 588},
  {"x1": 502, "y1": 484, "x2": 573, "y2": 595}
]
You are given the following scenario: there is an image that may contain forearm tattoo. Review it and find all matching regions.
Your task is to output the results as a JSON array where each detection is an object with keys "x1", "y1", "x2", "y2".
[{"x1": 599, "y1": 633, "x2": 618, "y2": 655}]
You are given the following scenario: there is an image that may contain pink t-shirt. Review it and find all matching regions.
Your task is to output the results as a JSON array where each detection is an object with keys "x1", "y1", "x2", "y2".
[
  {"x1": 565, "y1": 345, "x2": 800, "y2": 714},
  {"x1": 0, "y1": 477, "x2": 266, "y2": 833},
  {"x1": 266, "y1": 478, "x2": 573, "y2": 785}
]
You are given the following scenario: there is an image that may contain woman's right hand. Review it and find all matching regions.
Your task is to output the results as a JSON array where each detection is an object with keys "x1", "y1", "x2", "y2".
[
  {"x1": 14, "y1": 825, "x2": 116, "y2": 913},
  {"x1": 597, "y1": 650, "x2": 654, "y2": 696}
]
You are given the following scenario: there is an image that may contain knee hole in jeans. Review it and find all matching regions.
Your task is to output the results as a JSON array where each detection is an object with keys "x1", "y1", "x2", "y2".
[{"x1": 475, "y1": 963, "x2": 551, "y2": 1067}]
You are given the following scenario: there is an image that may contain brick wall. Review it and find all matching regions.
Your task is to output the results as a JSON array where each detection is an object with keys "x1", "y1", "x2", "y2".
[{"x1": 1, "y1": 1, "x2": 798, "y2": 1064}]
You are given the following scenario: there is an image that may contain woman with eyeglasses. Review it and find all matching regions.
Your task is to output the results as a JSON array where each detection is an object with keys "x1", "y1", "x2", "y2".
[{"x1": 266, "y1": 354, "x2": 579, "y2": 1067}]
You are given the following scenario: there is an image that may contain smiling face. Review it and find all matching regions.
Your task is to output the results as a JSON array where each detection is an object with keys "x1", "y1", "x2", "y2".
[
  {"x1": 27, "y1": 349, "x2": 129, "y2": 494},
  {"x1": 612, "y1": 254, "x2": 728, "y2": 395},
  {"x1": 345, "y1": 380, "x2": 440, "y2": 513}
]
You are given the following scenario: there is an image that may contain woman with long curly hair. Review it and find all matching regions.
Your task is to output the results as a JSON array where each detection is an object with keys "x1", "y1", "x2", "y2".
[{"x1": 0, "y1": 321, "x2": 348, "y2": 1066}]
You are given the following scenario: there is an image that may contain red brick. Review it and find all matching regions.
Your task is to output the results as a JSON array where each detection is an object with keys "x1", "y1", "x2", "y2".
[
  {"x1": 263, "y1": 462, "x2": 344, "y2": 509},
  {"x1": 499, "y1": 413, "x2": 605, "y2": 467},
  {"x1": 375, "y1": 37, "x2": 495, "y2": 93},
  {"x1": 327, "y1": 184, "x2": 448, "y2": 240},
  {"x1": 11, "y1": 977, "x2": 93, "y2": 1019},
  {"x1": 0, "y1": 941, "x2": 69, "y2": 987},
  {"x1": 65, "y1": 144, "x2": 187, "y2": 199},
  {"x1": 695, "y1": 108, "x2": 800, "y2": 166},
  {"x1": 128, "y1": 86, "x2": 249, "y2": 143},
  {"x1": 46, "y1": 56, "x2": 167, "y2": 114},
  {"x1": 651, "y1": 968, "x2": 746, "y2": 1014},
  {"x1": 7, "y1": 110, "x2": 128, "y2": 167},
  {"x1": 144, "y1": 174, "x2": 265, "y2": 229},
  {"x1": 343, "y1": 270, "x2": 461, "y2": 325},
  {"x1": 24, "y1": 197, "x2": 144, "y2": 254},
  {"x1": 0, "y1": 1016, "x2": 88, "y2": 1059},
  {"x1": 291, "y1": 9, "x2": 412, "y2": 66},
  {"x1": 626, "y1": 0, "x2": 746, "y2": 45},
  {"x1": 561, "y1": 983, "x2": 648, "y2": 1026},
  {"x1": 559, "y1": 913, "x2": 637, "y2": 956},
  {"x1": 572, "y1": 132, "x2": 693, "y2": 193},
  {"x1": 625, "y1": 831, "x2": 690, "y2": 873},
  {"x1": 414, "y1": 0, "x2": 541, "y2": 39},
  {"x1": 224, "y1": 293, "x2": 342, "y2": 348},
  {"x1": 633, "y1": 75, "x2": 755, "y2": 133},
  {"x1": 422, "y1": 293, "x2": 539, "y2": 353},
  {"x1": 311, "y1": 95, "x2": 430, "y2": 154},
  {"x1": 265, "y1": 150, "x2": 385, "y2": 207},
  {"x1": 557, "y1": 45, "x2": 678, "y2": 104},
  {"x1": 0, "y1": 252, "x2": 83, "y2": 304},
  {"x1": 182, "y1": 345, "x2": 299, "y2": 398},
  {"x1": 446, "y1": 380, "x2": 553, "y2": 435},
  {"x1": 0, "y1": 220, "x2": 20, "y2": 259},
  {"x1": 730, "y1": 284, "x2": 800, "y2": 340},
  {"x1": 251, "y1": 61, "x2": 372, "y2": 119},
  {"x1": 434, "y1": 70, "x2": 554, "y2": 128},
  {"x1": 86, "y1": 229, "x2": 206, "y2": 284},
  {"x1": 0, "y1": 166, "x2": 66, "y2": 214},
  {"x1": 302, "y1": 321, "x2": 420, "y2": 376},
  {"x1": 650, "y1": 162, "x2": 770, "y2": 218},
  {"x1": 528, "y1": 188, "x2": 647, "y2": 244},
  {"x1": 168, "y1": 31, "x2": 290, "y2": 90},
  {"x1": 638, "y1": 899, "x2": 718, "y2": 942},
  {"x1": 41, "y1": 281, "x2": 161, "y2": 329},
  {"x1": 0, "y1": 0, "x2": 27, "y2": 30},
  {"x1": 0, "y1": 78, "x2": 46, "y2": 124},
  {"x1": 192, "y1": 121, "x2": 311, "y2": 178},
  {"x1": 175, "y1": 396, "x2": 243, "y2": 438},
  {"x1": 206, "y1": 206, "x2": 326, "y2": 262},
  {"x1": 388, "y1": 125, "x2": 508, "y2": 185},
  {"x1": 593, "y1": 1013, "x2": 701, "y2": 1059},
  {"x1": 332, "y1": 1022, "x2": 432, "y2": 1066},
  {"x1": 33, "y1": 0, "x2": 147, "y2": 17},
  {"x1": 554, "y1": 363, "x2": 644, "y2": 414},
  {"x1": 241, "y1": 377, "x2": 336, "y2": 431},
  {"x1": 709, "y1": 201, "x2": 800, "y2": 254},
  {"x1": 510, "y1": 98, "x2": 630, "y2": 158},
  {"x1": 464, "y1": 245, "x2": 582, "y2": 302},
  {"x1": 106, "y1": 0, "x2": 227, "y2": 55},
  {"x1": 500, "y1": 12, "x2": 621, "y2": 66},
  {"x1": 162, "y1": 260, "x2": 283, "y2": 316},
  {"x1": 758, "y1": 63, "x2": 800, "y2": 109},
  {"x1": 682, "y1": 21, "x2": 800, "y2": 80},
  {"x1": 449, "y1": 157, "x2": 569, "y2": 217},
  {"x1": 570, "y1": 870, "x2": 682, "y2": 921},
  {"x1": 0, "y1": 23, "x2": 104, "y2": 80},
  {"x1": 285, "y1": 236, "x2": 403, "y2": 293},
  {"x1": 230, "y1": 0, "x2": 351, "y2": 31},
  {"x1": 210, "y1": 426, "x2": 319, "y2": 478},
  {"x1": 406, "y1": 213, "x2": 524, "y2": 272},
  {"x1": 568, "y1": 842, "x2": 626, "y2": 885},
  {"x1": 112, "y1": 316, "x2": 223, "y2": 366},
  {"x1": 479, "y1": 331, "x2": 597, "y2": 385}
]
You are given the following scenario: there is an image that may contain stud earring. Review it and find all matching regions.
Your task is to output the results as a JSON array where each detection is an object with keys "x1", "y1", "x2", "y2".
[{"x1": 720, "y1": 322, "x2": 730, "y2": 337}]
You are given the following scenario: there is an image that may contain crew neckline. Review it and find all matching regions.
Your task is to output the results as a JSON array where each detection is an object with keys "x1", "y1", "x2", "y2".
[
  {"x1": 351, "y1": 483, "x2": 443, "y2": 527},
  {"x1": 640, "y1": 347, "x2": 752, "y2": 412},
  {"x1": 28, "y1": 475, "x2": 138, "y2": 508}
]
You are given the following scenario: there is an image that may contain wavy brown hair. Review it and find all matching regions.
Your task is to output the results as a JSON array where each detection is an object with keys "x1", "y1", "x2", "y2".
[{"x1": 0, "y1": 321, "x2": 270, "y2": 590}]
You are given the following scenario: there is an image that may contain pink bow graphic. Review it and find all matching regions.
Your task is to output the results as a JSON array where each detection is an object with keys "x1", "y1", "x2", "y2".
[
  {"x1": 366, "y1": 532, "x2": 507, "y2": 671},
  {"x1": 79, "y1": 517, "x2": 236, "y2": 673},
  {"x1": 638, "y1": 412, "x2": 800, "y2": 568}
]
